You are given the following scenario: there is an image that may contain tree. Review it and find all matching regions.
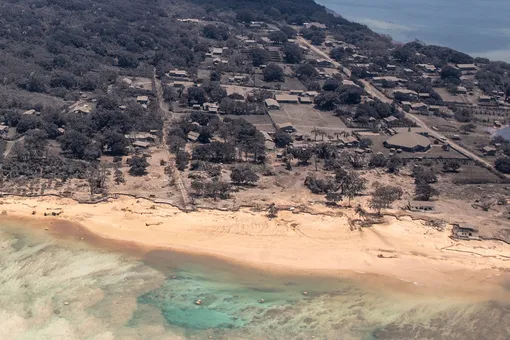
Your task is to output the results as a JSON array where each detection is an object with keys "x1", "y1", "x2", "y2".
[
  {"x1": 188, "y1": 87, "x2": 206, "y2": 106},
  {"x1": 495, "y1": 158, "x2": 510, "y2": 174},
  {"x1": 103, "y1": 131, "x2": 129, "y2": 156},
  {"x1": 24, "y1": 129, "x2": 48, "y2": 159},
  {"x1": 338, "y1": 86, "x2": 362, "y2": 104},
  {"x1": 291, "y1": 147, "x2": 313, "y2": 165},
  {"x1": 369, "y1": 153, "x2": 386, "y2": 167},
  {"x1": 341, "y1": 172, "x2": 367, "y2": 206},
  {"x1": 441, "y1": 66, "x2": 461, "y2": 80},
  {"x1": 175, "y1": 151, "x2": 190, "y2": 171},
  {"x1": 314, "y1": 92, "x2": 339, "y2": 110},
  {"x1": 268, "y1": 203, "x2": 278, "y2": 218},
  {"x1": 460, "y1": 123, "x2": 476, "y2": 134},
  {"x1": 277, "y1": 25, "x2": 294, "y2": 38},
  {"x1": 114, "y1": 168, "x2": 125, "y2": 184},
  {"x1": 443, "y1": 160, "x2": 461, "y2": 173},
  {"x1": 415, "y1": 183, "x2": 439, "y2": 201},
  {"x1": 325, "y1": 192, "x2": 343, "y2": 206},
  {"x1": 274, "y1": 130, "x2": 292, "y2": 147},
  {"x1": 167, "y1": 135, "x2": 186, "y2": 154},
  {"x1": 295, "y1": 64, "x2": 318, "y2": 80},
  {"x1": 203, "y1": 24, "x2": 229, "y2": 40},
  {"x1": 230, "y1": 165, "x2": 259, "y2": 185},
  {"x1": 268, "y1": 30, "x2": 288, "y2": 44},
  {"x1": 359, "y1": 138, "x2": 372, "y2": 149},
  {"x1": 330, "y1": 47, "x2": 346, "y2": 61},
  {"x1": 129, "y1": 156, "x2": 149, "y2": 176},
  {"x1": 250, "y1": 47, "x2": 270, "y2": 67},
  {"x1": 386, "y1": 155, "x2": 402, "y2": 173},
  {"x1": 263, "y1": 63, "x2": 284, "y2": 82},
  {"x1": 210, "y1": 70, "x2": 222, "y2": 81},
  {"x1": 323, "y1": 78, "x2": 340, "y2": 91},
  {"x1": 59, "y1": 130, "x2": 91, "y2": 159},
  {"x1": 282, "y1": 43, "x2": 302, "y2": 64},
  {"x1": 413, "y1": 166, "x2": 437, "y2": 184},
  {"x1": 369, "y1": 185, "x2": 403, "y2": 214}
]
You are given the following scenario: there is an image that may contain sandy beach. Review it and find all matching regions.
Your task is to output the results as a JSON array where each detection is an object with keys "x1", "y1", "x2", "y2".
[{"x1": 2, "y1": 195, "x2": 510, "y2": 295}]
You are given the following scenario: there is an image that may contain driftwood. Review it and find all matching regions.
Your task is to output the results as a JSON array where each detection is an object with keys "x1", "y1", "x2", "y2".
[{"x1": 145, "y1": 222, "x2": 163, "y2": 226}]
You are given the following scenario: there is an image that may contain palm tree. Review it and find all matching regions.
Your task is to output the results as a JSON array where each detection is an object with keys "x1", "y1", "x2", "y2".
[
  {"x1": 318, "y1": 130, "x2": 327, "y2": 141},
  {"x1": 311, "y1": 127, "x2": 320, "y2": 141}
]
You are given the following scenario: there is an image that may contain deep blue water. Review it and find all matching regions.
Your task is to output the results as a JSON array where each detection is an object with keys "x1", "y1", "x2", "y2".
[{"x1": 317, "y1": 0, "x2": 510, "y2": 61}]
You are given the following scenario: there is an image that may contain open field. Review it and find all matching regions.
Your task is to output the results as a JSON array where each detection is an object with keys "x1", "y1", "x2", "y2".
[
  {"x1": 222, "y1": 114, "x2": 275, "y2": 132},
  {"x1": 268, "y1": 104, "x2": 348, "y2": 135}
]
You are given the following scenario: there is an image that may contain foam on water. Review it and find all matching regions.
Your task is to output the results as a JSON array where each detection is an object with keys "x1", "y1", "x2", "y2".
[{"x1": 1, "y1": 221, "x2": 510, "y2": 340}]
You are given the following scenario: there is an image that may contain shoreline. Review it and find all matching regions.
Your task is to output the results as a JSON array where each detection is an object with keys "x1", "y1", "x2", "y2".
[{"x1": 1, "y1": 195, "x2": 510, "y2": 297}]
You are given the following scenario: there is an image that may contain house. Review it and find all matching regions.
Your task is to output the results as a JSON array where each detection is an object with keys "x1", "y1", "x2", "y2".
[
  {"x1": 304, "y1": 22, "x2": 327, "y2": 29},
  {"x1": 125, "y1": 132, "x2": 157, "y2": 144},
  {"x1": 289, "y1": 90, "x2": 304, "y2": 95},
  {"x1": 316, "y1": 59, "x2": 332, "y2": 67},
  {"x1": 340, "y1": 136, "x2": 358, "y2": 147},
  {"x1": 265, "y1": 140, "x2": 275, "y2": 150},
  {"x1": 172, "y1": 81, "x2": 195, "y2": 88},
  {"x1": 260, "y1": 131, "x2": 273, "y2": 142},
  {"x1": 57, "y1": 127, "x2": 65, "y2": 135},
  {"x1": 383, "y1": 132, "x2": 431, "y2": 152},
  {"x1": 298, "y1": 97, "x2": 313, "y2": 104},
  {"x1": 452, "y1": 224, "x2": 480, "y2": 240},
  {"x1": 383, "y1": 116, "x2": 399, "y2": 124},
  {"x1": 386, "y1": 64, "x2": 396, "y2": 71},
  {"x1": 70, "y1": 102, "x2": 94, "y2": 114},
  {"x1": 393, "y1": 89, "x2": 418, "y2": 98},
  {"x1": 275, "y1": 94, "x2": 299, "y2": 104},
  {"x1": 342, "y1": 79, "x2": 357, "y2": 87},
  {"x1": 168, "y1": 69, "x2": 188, "y2": 78},
  {"x1": 456, "y1": 86, "x2": 468, "y2": 94},
  {"x1": 0, "y1": 124, "x2": 9, "y2": 134},
  {"x1": 229, "y1": 75, "x2": 246, "y2": 83},
  {"x1": 479, "y1": 95, "x2": 492, "y2": 103},
  {"x1": 23, "y1": 109, "x2": 38, "y2": 116},
  {"x1": 408, "y1": 201, "x2": 435, "y2": 212},
  {"x1": 372, "y1": 76, "x2": 407, "y2": 86},
  {"x1": 132, "y1": 141, "x2": 150, "y2": 149},
  {"x1": 411, "y1": 103, "x2": 428, "y2": 112},
  {"x1": 417, "y1": 64, "x2": 437, "y2": 73},
  {"x1": 244, "y1": 39, "x2": 256, "y2": 45},
  {"x1": 264, "y1": 98, "x2": 280, "y2": 110},
  {"x1": 429, "y1": 105, "x2": 441, "y2": 112},
  {"x1": 481, "y1": 145, "x2": 497, "y2": 156},
  {"x1": 136, "y1": 96, "x2": 149, "y2": 105},
  {"x1": 401, "y1": 101, "x2": 413, "y2": 111},
  {"x1": 324, "y1": 40, "x2": 334, "y2": 47},
  {"x1": 418, "y1": 93, "x2": 430, "y2": 99},
  {"x1": 303, "y1": 91, "x2": 319, "y2": 98},
  {"x1": 211, "y1": 47, "x2": 223, "y2": 55},
  {"x1": 187, "y1": 131, "x2": 200, "y2": 142},
  {"x1": 456, "y1": 64, "x2": 477, "y2": 71},
  {"x1": 277, "y1": 122, "x2": 295, "y2": 133}
]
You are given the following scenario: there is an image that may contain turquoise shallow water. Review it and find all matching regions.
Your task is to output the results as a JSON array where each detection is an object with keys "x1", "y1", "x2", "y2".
[{"x1": 1, "y1": 220, "x2": 510, "y2": 340}]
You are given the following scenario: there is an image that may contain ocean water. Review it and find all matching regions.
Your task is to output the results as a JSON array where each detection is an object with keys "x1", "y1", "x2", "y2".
[
  {"x1": 317, "y1": 0, "x2": 510, "y2": 61},
  {"x1": 1, "y1": 220, "x2": 510, "y2": 340}
]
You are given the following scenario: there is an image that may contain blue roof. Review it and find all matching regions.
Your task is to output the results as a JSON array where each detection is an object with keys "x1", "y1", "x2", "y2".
[{"x1": 495, "y1": 126, "x2": 510, "y2": 141}]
